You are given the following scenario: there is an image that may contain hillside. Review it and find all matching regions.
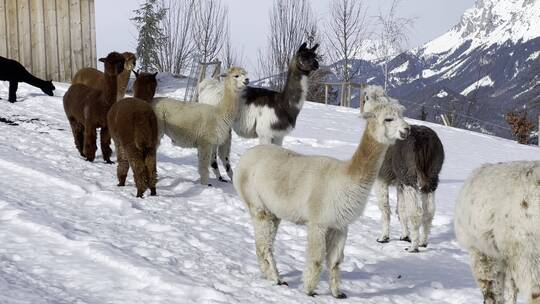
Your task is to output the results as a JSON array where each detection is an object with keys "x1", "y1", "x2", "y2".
[
  {"x1": 335, "y1": 0, "x2": 540, "y2": 139},
  {"x1": 0, "y1": 81, "x2": 538, "y2": 303}
]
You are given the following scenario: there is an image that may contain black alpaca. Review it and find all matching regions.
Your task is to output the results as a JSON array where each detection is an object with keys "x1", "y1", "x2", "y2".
[{"x1": 0, "y1": 56, "x2": 55, "y2": 102}]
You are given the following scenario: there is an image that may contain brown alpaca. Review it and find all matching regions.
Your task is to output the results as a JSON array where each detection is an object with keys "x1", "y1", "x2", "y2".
[
  {"x1": 63, "y1": 52, "x2": 125, "y2": 163},
  {"x1": 107, "y1": 71, "x2": 159, "y2": 198},
  {"x1": 71, "y1": 52, "x2": 136, "y2": 101}
]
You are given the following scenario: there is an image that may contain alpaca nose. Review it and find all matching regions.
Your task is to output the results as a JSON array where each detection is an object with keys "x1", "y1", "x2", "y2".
[{"x1": 243, "y1": 78, "x2": 249, "y2": 85}]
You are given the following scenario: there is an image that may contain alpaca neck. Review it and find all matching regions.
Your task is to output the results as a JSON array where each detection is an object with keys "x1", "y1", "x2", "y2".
[
  {"x1": 281, "y1": 62, "x2": 309, "y2": 108},
  {"x1": 347, "y1": 124, "x2": 388, "y2": 183},
  {"x1": 116, "y1": 69, "x2": 131, "y2": 100},
  {"x1": 217, "y1": 83, "x2": 238, "y2": 120},
  {"x1": 23, "y1": 72, "x2": 47, "y2": 88},
  {"x1": 103, "y1": 73, "x2": 118, "y2": 105}
]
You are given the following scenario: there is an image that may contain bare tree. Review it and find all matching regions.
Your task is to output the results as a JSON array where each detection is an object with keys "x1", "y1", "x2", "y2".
[
  {"x1": 220, "y1": 23, "x2": 244, "y2": 69},
  {"x1": 373, "y1": 0, "x2": 414, "y2": 90},
  {"x1": 325, "y1": 0, "x2": 370, "y2": 83},
  {"x1": 192, "y1": 0, "x2": 228, "y2": 64},
  {"x1": 155, "y1": 0, "x2": 196, "y2": 75},
  {"x1": 257, "y1": 0, "x2": 317, "y2": 89}
]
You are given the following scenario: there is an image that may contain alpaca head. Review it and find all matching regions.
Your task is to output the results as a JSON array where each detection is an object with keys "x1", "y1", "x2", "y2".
[
  {"x1": 294, "y1": 42, "x2": 320, "y2": 75},
  {"x1": 99, "y1": 52, "x2": 125, "y2": 76},
  {"x1": 122, "y1": 52, "x2": 137, "y2": 71},
  {"x1": 132, "y1": 70, "x2": 158, "y2": 102},
  {"x1": 362, "y1": 85, "x2": 410, "y2": 145},
  {"x1": 224, "y1": 67, "x2": 249, "y2": 91},
  {"x1": 41, "y1": 80, "x2": 55, "y2": 96}
]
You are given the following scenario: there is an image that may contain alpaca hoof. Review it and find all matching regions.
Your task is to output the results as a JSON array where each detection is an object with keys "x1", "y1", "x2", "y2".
[
  {"x1": 85, "y1": 158, "x2": 95, "y2": 162},
  {"x1": 117, "y1": 182, "x2": 125, "y2": 187},
  {"x1": 334, "y1": 292, "x2": 347, "y2": 299},
  {"x1": 105, "y1": 160, "x2": 114, "y2": 164},
  {"x1": 377, "y1": 237, "x2": 390, "y2": 243},
  {"x1": 8, "y1": 99, "x2": 16, "y2": 103},
  {"x1": 420, "y1": 243, "x2": 428, "y2": 248},
  {"x1": 207, "y1": 184, "x2": 212, "y2": 187},
  {"x1": 218, "y1": 177, "x2": 229, "y2": 183},
  {"x1": 277, "y1": 280, "x2": 288, "y2": 286},
  {"x1": 136, "y1": 192, "x2": 144, "y2": 198},
  {"x1": 405, "y1": 247, "x2": 419, "y2": 253},
  {"x1": 150, "y1": 188, "x2": 157, "y2": 196},
  {"x1": 307, "y1": 292, "x2": 318, "y2": 297},
  {"x1": 400, "y1": 236, "x2": 411, "y2": 242}
]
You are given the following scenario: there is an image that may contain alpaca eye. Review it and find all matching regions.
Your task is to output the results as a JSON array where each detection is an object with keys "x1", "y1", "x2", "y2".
[
  {"x1": 235, "y1": 75, "x2": 239, "y2": 78},
  {"x1": 384, "y1": 118, "x2": 394, "y2": 122}
]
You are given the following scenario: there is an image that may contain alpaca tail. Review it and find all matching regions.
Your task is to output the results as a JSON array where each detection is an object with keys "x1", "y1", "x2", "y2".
[{"x1": 134, "y1": 111, "x2": 159, "y2": 152}]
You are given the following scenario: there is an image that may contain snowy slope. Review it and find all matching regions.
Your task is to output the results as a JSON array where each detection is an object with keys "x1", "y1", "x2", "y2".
[{"x1": 0, "y1": 82, "x2": 538, "y2": 304}]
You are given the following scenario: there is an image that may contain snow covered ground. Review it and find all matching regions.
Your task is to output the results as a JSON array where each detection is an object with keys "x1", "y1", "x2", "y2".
[{"x1": 0, "y1": 80, "x2": 538, "y2": 304}]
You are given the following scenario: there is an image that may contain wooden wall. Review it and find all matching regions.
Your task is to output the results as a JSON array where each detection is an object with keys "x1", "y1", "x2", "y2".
[{"x1": 0, "y1": 0, "x2": 96, "y2": 82}]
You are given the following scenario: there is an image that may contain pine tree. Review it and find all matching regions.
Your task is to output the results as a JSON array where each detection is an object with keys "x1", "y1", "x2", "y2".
[{"x1": 131, "y1": 0, "x2": 167, "y2": 72}]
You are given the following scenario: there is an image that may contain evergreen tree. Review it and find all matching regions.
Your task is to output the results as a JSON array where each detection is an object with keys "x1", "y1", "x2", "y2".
[{"x1": 131, "y1": 0, "x2": 167, "y2": 71}]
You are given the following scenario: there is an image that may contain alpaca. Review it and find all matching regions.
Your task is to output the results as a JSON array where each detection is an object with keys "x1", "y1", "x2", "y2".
[
  {"x1": 0, "y1": 56, "x2": 55, "y2": 102},
  {"x1": 152, "y1": 67, "x2": 248, "y2": 185},
  {"x1": 233, "y1": 92, "x2": 410, "y2": 298},
  {"x1": 63, "y1": 52, "x2": 125, "y2": 163},
  {"x1": 455, "y1": 161, "x2": 540, "y2": 304},
  {"x1": 107, "y1": 71, "x2": 158, "y2": 198},
  {"x1": 71, "y1": 52, "x2": 136, "y2": 101},
  {"x1": 375, "y1": 124, "x2": 444, "y2": 252},
  {"x1": 198, "y1": 42, "x2": 319, "y2": 180},
  {"x1": 198, "y1": 77, "x2": 234, "y2": 182}
]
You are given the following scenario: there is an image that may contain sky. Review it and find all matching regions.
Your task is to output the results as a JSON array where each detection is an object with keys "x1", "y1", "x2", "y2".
[{"x1": 95, "y1": 0, "x2": 475, "y2": 75}]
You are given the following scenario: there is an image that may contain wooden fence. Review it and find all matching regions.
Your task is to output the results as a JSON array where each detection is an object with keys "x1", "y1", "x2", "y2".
[
  {"x1": 321, "y1": 81, "x2": 367, "y2": 111},
  {"x1": 0, "y1": 0, "x2": 96, "y2": 82}
]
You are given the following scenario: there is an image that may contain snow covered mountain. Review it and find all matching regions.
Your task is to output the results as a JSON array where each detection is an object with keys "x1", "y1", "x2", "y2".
[{"x1": 343, "y1": 0, "x2": 540, "y2": 139}]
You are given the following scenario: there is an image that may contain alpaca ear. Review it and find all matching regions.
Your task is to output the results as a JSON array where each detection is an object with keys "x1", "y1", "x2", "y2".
[
  {"x1": 310, "y1": 44, "x2": 319, "y2": 52},
  {"x1": 362, "y1": 112, "x2": 375, "y2": 120},
  {"x1": 132, "y1": 70, "x2": 139, "y2": 77},
  {"x1": 98, "y1": 57, "x2": 106, "y2": 63},
  {"x1": 299, "y1": 42, "x2": 307, "y2": 51},
  {"x1": 152, "y1": 72, "x2": 158, "y2": 77}
]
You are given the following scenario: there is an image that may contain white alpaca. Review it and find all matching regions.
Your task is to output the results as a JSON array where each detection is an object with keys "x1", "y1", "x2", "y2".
[
  {"x1": 198, "y1": 78, "x2": 234, "y2": 182},
  {"x1": 233, "y1": 91, "x2": 410, "y2": 298},
  {"x1": 152, "y1": 67, "x2": 248, "y2": 185},
  {"x1": 455, "y1": 161, "x2": 540, "y2": 304}
]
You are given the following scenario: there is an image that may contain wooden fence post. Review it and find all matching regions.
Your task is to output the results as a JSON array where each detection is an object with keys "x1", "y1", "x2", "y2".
[{"x1": 324, "y1": 84, "x2": 329, "y2": 105}]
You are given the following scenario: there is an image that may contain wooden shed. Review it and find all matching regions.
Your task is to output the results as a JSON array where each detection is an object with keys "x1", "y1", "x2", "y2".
[{"x1": 0, "y1": 0, "x2": 96, "y2": 82}]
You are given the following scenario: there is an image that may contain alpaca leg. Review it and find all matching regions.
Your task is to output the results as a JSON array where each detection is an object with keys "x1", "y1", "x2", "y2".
[
  {"x1": 251, "y1": 208, "x2": 284, "y2": 285},
  {"x1": 326, "y1": 228, "x2": 348, "y2": 299},
  {"x1": 531, "y1": 284, "x2": 540, "y2": 304},
  {"x1": 469, "y1": 249, "x2": 504, "y2": 304},
  {"x1": 115, "y1": 143, "x2": 129, "y2": 187},
  {"x1": 100, "y1": 127, "x2": 113, "y2": 164},
  {"x1": 144, "y1": 148, "x2": 158, "y2": 196},
  {"x1": 271, "y1": 136, "x2": 284, "y2": 146},
  {"x1": 420, "y1": 192, "x2": 436, "y2": 247},
  {"x1": 197, "y1": 144, "x2": 211, "y2": 186},
  {"x1": 68, "y1": 118, "x2": 85, "y2": 157},
  {"x1": 259, "y1": 136, "x2": 272, "y2": 145},
  {"x1": 126, "y1": 145, "x2": 148, "y2": 198},
  {"x1": 209, "y1": 146, "x2": 224, "y2": 182},
  {"x1": 505, "y1": 277, "x2": 517, "y2": 304},
  {"x1": 375, "y1": 179, "x2": 391, "y2": 243},
  {"x1": 8, "y1": 81, "x2": 18, "y2": 102},
  {"x1": 396, "y1": 185, "x2": 410, "y2": 242},
  {"x1": 83, "y1": 124, "x2": 97, "y2": 162},
  {"x1": 218, "y1": 130, "x2": 233, "y2": 180},
  {"x1": 402, "y1": 185, "x2": 421, "y2": 252},
  {"x1": 304, "y1": 224, "x2": 327, "y2": 296}
]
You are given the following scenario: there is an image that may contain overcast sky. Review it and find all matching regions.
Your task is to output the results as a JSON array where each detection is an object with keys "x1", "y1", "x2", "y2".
[{"x1": 95, "y1": 0, "x2": 475, "y2": 74}]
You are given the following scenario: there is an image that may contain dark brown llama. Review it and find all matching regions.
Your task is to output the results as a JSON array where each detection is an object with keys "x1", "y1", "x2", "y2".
[
  {"x1": 63, "y1": 52, "x2": 125, "y2": 163},
  {"x1": 71, "y1": 52, "x2": 136, "y2": 101},
  {"x1": 107, "y1": 71, "x2": 159, "y2": 198}
]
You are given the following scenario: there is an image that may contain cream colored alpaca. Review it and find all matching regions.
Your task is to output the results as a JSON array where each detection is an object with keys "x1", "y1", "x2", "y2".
[
  {"x1": 233, "y1": 95, "x2": 410, "y2": 298},
  {"x1": 152, "y1": 67, "x2": 248, "y2": 185},
  {"x1": 455, "y1": 161, "x2": 540, "y2": 304}
]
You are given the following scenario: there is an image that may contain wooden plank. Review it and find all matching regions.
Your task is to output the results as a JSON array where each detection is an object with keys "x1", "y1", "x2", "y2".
[
  {"x1": 5, "y1": 0, "x2": 19, "y2": 60},
  {"x1": 17, "y1": 0, "x2": 32, "y2": 70},
  {"x1": 69, "y1": 0, "x2": 83, "y2": 77},
  {"x1": 89, "y1": 0, "x2": 96, "y2": 68},
  {"x1": 44, "y1": 0, "x2": 59, "y2": 81},
  {"x1": 0, "y1": 0, "x2": 8, "y2": 57},
  {"x1": 30, "y1": 0, "x2": 46, "y2": 78},
  {"x1": 56, "y1": 0, "x2": 71, "y2": 82},
  {"x1": 79, "y1": 0, "x2": 92, "y2": 68}
]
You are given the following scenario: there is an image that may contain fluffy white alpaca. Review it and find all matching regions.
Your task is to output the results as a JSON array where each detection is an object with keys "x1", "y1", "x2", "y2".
[
  {"x1": 455, "y1": 161, "x2": 540, "y2": 304},
  {"x1": 233, "y1": 92, "x2": 410, "y2": 298},
  {"x1": 152, "y1": 67, "x2": 248, "y2": 185},
  {"x1": 198, "y1": 78, "x2": 234, "y2": 182}
]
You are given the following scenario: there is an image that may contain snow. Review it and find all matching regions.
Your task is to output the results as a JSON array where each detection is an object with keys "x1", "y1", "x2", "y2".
[
  {"x1": 390, "y1": 61, "x2": 409, "y2": 74},
  {"x1": 422, "y1": 69, "x2": 437, "y2": 78},
  {"x1": 0, "y1": 80, "x2": 539, "y2": 304},
  {"x1": 527, "y1": 51, "x2": 540, "y2": 61},
  {"x1": 436, "y1": 90, "x2": 449, "y2": 98},
  {"x1": 460, "y1": 75, "x2": 495, "y2": 95}
]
